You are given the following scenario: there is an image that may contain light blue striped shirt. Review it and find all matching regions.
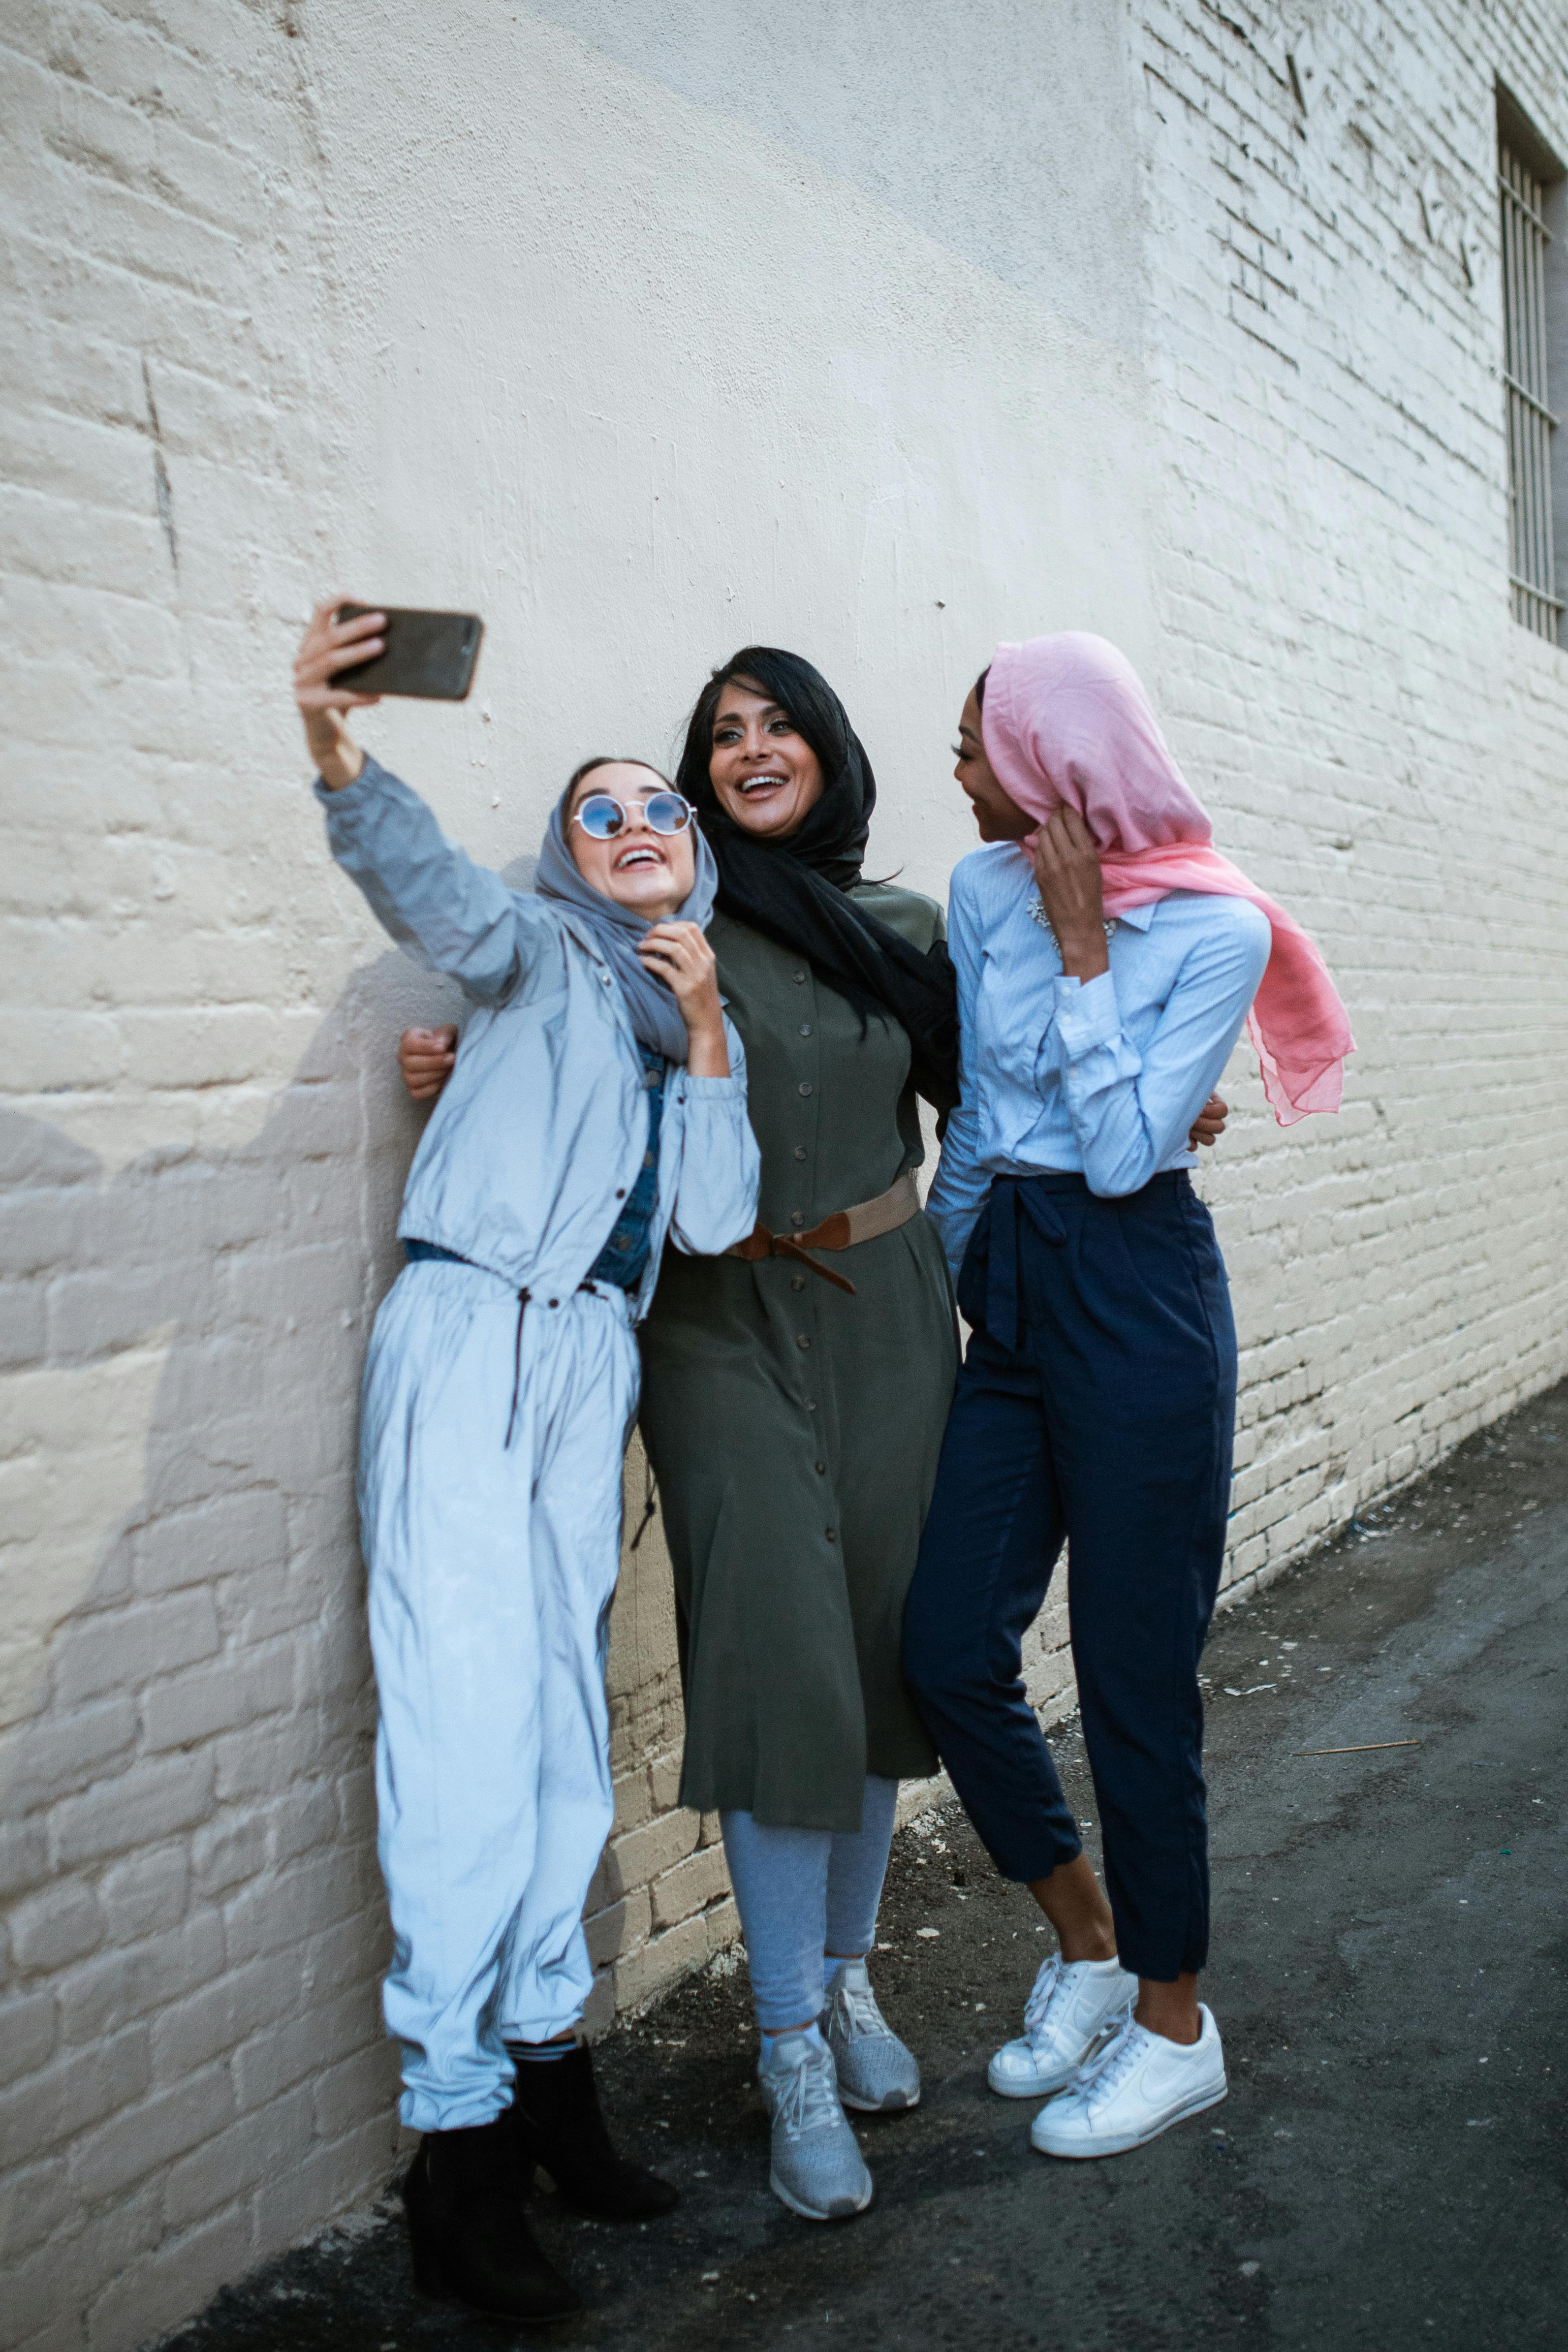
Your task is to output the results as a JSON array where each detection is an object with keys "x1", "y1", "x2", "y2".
[{"x1": 925, "y1": 842, "x2": 1272, "y2": 1278}]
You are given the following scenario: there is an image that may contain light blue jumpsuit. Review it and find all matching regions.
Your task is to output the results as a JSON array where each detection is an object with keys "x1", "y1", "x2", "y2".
[{"x1": 320, "y1": 757, "x2": 760, "y2": 2132}]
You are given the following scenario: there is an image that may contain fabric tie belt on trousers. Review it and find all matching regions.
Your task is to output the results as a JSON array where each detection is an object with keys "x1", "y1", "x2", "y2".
[
  {"x1": 981, "y1": 1170, "x2": 1193, "y2": 1350},
  {"x1": 722, "y1": 1167, "x2": 924, "y2": 1298}
]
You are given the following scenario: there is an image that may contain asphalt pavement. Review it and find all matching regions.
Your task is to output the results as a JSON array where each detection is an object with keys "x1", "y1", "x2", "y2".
[{"x1": 159, "y1": 1381, "x2": 1568, "y2": 2352}]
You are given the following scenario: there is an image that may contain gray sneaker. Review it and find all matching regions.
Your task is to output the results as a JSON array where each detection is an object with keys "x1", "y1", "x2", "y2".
[
  {"x1": 821, "y1": 1958, "x2": 921, "y2": 2113},
  {"x1": 757, "y1": 2029, "x2": 875, "y2": 2221}
]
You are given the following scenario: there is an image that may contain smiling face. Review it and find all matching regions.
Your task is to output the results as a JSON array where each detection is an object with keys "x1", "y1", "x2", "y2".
[
  {"x1": 953, "y1": 687, "x2": 1034, "y2": 842},
  {"x1": 707, "y1": 679, "x2": 826, "y2": 839},
  {"x1": 566, "y1": 762, "x2": 695, "y2": 918}
]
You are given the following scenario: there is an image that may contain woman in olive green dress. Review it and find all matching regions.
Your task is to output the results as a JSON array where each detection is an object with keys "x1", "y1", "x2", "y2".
[
  {"x1": 647, "y1": 651, "x2": 958, "y2": 1836},
  {"x1": 639, "y1": 649, "x2": 962, "y2": 2219}
]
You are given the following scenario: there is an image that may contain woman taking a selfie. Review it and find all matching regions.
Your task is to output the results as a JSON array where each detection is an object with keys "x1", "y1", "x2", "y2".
[{"x1": 295, "y1": 598, "x2": 759, "y2": 2321}]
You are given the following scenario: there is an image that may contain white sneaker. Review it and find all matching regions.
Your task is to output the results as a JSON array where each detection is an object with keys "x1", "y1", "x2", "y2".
[
  {"x1": 1030, "y1": 2005, "x2": 1227, "y2": 2159},
  {"x1": 987, "y1": 1954, "x2": 1137, "y2": 2099}
]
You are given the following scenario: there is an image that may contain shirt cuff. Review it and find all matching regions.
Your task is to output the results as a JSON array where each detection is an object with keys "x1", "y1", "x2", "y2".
[
  {"x1": 1052, "y1": 968, "x2": 1122, "y2": 1060},
  {"x1": 312, "y1": 751, "x2": 388, "y2": 811},
  {"x1": 675, "y1": 1070, "x2": 747, "y2": 1099}
]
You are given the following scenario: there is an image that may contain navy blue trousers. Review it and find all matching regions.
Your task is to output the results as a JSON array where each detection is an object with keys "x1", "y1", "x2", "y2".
[{"x1": 902, "y1": 1172, "x2": 1236, "y2": 1982}]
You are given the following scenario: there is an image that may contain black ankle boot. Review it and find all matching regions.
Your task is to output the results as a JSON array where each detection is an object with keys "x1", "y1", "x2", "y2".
[
  {"x1": 506, "y1": 2042, "x2": 679, "y2": 2222},
  {"x1": 402, "y1": 2116, "x2": 582, "y2": 2322}
]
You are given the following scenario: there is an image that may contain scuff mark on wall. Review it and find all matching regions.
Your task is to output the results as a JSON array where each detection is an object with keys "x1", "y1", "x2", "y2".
[{"x1": 141, "y1": 354, "x2": 178, "y2": 574}]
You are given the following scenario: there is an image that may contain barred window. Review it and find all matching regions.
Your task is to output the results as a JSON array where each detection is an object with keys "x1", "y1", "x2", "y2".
[{"x1": 1498, "y1": 90, "x2": 1566, "y2": 645}]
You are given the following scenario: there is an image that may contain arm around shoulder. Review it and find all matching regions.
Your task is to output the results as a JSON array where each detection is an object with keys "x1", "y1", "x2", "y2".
[{"x1": 852, "y1": 881, "x2": 948, "y2": 954}]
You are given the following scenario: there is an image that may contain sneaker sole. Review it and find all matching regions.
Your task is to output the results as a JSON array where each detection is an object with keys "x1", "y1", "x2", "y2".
[
  {"x1": 988, "y1": 2064, "x2": 1077, "y2": 2101},
  {"x1": 837, "y1": 2086, "x2": 920, "y2": 2115},
  {"x1": 1033, "y1": 2077, "x2": 1228, "y2": 2161},
  {"x1": 768, "y1": 2168, "x2": 876, "y2": 2222}
]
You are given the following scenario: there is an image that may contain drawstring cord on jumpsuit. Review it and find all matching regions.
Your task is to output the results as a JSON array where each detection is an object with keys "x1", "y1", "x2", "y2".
[
  {"x1": 403, "y1": 1245, "x2": 624, "y2": 1456},
  {"x1": 503, "y1": 1289, "x2": 531, "y2": 1451},
  {"x1": 629, "y1": 1454, "x2": 659, "y2": 1551},
  {"x1": 499, "y1": 1285, "x2": 658, "y2": 1544},
  {"x1": 403, "y1": 1241, "x2": 535, "y2": 1449}
]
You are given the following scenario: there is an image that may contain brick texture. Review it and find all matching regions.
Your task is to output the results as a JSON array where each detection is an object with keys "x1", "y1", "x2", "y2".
[{"x1": 1135, "y1": 0, "x2": 1568, "y2": 1597}]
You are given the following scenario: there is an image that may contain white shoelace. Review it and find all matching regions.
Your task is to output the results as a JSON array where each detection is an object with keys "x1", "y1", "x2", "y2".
[
  {"x1": 831, "y1": 1973, "x2": 891, "y2": 2041},
  {"x1": 1061, "y1": 2017, "x2": 1144, "y2": 2109},
  {"x1": 1022, "y1": 1956, "x2": 1067, "y2": 2043},
  {"x1": 770, "y1": 2048, "x2": 844, "y2": 2138}
]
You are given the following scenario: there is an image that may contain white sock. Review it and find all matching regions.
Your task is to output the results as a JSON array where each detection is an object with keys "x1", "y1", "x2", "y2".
[{"x1": 761, "y1": 2019, "x2": 827, "y2": 2067}]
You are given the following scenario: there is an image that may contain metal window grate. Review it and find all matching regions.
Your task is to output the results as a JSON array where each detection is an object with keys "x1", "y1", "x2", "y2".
[{"x1": 1500, "y1": 142, "x2": 1562, "y2": 642}]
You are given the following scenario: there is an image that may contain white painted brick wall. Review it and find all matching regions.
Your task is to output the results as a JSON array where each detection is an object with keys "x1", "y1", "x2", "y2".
[
  {"x1": 1136, "y1": 0, "x2": 1568, "y2": 1602},
  {"x1": 3, "y1": 4, "x2": 1567, "y2": 2348}
]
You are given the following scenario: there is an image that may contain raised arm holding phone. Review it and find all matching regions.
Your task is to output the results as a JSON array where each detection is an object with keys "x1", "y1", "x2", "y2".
[{"x1": 295, "y1": 599, "x2": 758, "y2": 2323}]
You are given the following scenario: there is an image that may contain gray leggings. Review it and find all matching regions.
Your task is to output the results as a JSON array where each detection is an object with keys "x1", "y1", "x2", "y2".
[{"x1": 720, "y1": 1776, "x2": 900, "y2": 2033}]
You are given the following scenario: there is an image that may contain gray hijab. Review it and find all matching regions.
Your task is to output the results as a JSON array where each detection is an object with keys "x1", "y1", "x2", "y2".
[{"x1": 534, "y1": 775, "x2": 719, "y2": 1063}]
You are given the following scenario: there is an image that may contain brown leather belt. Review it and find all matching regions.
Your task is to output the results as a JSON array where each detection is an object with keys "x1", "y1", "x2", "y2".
[{"x1": 723, "y1": 1168, "x2": 922, "y2": 1298}]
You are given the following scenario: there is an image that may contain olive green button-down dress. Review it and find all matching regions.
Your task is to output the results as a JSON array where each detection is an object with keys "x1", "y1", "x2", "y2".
[{"x1": 637, "y1": 886, "x2": 960, "y2": 1833}]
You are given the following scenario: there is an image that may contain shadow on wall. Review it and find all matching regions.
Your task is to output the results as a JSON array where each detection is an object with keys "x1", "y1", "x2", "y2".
[{"x1": 0, "y1": 919, "x2": 670, "y2": 2346}]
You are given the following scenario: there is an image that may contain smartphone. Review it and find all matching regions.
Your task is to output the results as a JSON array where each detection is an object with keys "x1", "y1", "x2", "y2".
[{"x1": 334, "y1": 604, "x2": 484, "y2": 700}]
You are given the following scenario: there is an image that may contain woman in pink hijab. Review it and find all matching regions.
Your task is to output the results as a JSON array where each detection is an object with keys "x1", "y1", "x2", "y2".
[{"x1": 905, "y1": 632, "x2": 1352, "y2": 2163}]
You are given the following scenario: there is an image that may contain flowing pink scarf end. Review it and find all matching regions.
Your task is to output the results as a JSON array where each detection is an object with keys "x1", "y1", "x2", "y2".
[{"x1": 1249, "y1": 1016, "x2": 1354, "y2": 1126}]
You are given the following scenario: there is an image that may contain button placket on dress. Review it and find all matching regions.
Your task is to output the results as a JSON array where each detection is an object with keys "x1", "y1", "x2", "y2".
[
  {"x1": 635, "y1": 899, "x2": 958, "y2": 1825},
  {"x1": 787, "y1": 966, "x2": 841, "y2": 1551},
  {"x1": 787, "y1": 965, "x2": 825, "y2": 1426}
]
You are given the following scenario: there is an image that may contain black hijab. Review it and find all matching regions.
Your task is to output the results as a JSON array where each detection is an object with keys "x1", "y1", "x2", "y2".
[{"x1": 676, "y1": 648, "x2": 960, "y2": 1113}]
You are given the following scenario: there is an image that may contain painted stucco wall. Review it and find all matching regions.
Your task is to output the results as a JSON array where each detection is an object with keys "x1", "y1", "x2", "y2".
[{"x1": 3, "y1": 4, "x2": 1567, "y2": 2347}]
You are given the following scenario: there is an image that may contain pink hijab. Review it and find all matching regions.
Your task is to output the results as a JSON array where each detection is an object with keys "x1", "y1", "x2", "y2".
[{"x1": 980, "y1": 632, "x2": 1353, "y2": 1125}]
